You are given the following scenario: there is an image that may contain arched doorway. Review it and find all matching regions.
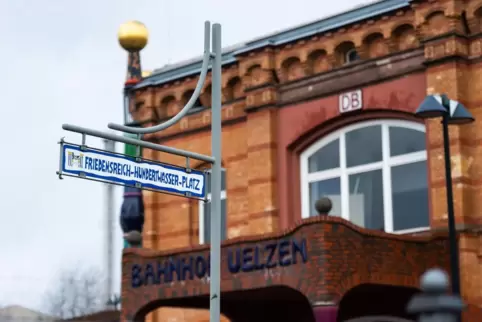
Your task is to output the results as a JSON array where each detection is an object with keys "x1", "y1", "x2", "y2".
[
  {"x1": 133, "y1": 286, "x2": 316, "y2": 322},
  {"x1": 337, "y1": 284, "x2": 419, "y2": 322}
]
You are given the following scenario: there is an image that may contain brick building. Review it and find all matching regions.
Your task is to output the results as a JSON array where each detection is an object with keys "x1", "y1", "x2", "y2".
[{"x1": 118, "y1": 0, "x2": 482, "y2": 321}]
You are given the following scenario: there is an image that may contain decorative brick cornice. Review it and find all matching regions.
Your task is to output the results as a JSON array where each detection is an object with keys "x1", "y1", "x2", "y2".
[{"x1": 123, "y1": 215, "x2": 448, "y2": 259}]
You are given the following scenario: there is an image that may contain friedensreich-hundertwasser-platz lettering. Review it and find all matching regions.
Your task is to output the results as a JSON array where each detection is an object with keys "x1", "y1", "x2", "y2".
[
  {"x1": 131, "y1": 238, "x2": 308, "y2": 288},
  {"x1": 83, "y1": 156, "x2": 201, "y2": 191}
]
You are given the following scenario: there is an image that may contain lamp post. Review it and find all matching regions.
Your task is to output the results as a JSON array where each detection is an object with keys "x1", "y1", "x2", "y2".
[{"x1": 414, "y1": 94, "x2": 474, "y2": 297}]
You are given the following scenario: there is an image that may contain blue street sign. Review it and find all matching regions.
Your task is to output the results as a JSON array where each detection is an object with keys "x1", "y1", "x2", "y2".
[{"x1": 59, "y1": 143, "x2": 206, "y2": 198}]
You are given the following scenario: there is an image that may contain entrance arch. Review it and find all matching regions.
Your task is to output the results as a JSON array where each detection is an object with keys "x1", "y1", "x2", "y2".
[
  {"x1": 120, "y1": 218, "x2": 449, "y2": 322},
  {"x1": 133, "y1": 286, "x2": 315, "y2": 322},
  {"x1": 337, "y1": 284, "x2": 420, "y2": 322}
]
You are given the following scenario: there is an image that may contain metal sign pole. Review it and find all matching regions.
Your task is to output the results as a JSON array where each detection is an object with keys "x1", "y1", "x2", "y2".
[
  {"x1": 103, "y1": 139, "x2": 116, "y2": 309},
  {"x1": 59, "y1": 21, "x2": 222, "y2": 322},
  {"x1": 209, "y1": 23, "x2": 222, "y2": 322}
]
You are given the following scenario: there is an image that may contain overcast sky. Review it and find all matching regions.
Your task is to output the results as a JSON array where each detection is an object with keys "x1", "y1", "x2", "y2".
[{"x1": 1, "y1": 0, "x2": 367, "y2": 312}]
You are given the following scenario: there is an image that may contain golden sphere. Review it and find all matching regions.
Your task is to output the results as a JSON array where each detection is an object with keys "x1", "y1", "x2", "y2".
[
  {"x1": 142, "y1": 70, "x2": 152, "y2": 78},
  {"x1": 118, "y1": 20, "x2": 149, "y2": 52}
]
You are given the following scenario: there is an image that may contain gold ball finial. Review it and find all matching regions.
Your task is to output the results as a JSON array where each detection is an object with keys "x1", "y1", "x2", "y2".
[
  {"x1": 118, "y1": 20, "x2": 149, "y2": 52},
  {"x1": 142, "y1": 70, "x2": 152, "y2": 78}
]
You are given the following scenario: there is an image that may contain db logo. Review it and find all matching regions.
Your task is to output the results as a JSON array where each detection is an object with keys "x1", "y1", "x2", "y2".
[{"x1": 339, "y1": 90, "x2": 363, "y2": 114}]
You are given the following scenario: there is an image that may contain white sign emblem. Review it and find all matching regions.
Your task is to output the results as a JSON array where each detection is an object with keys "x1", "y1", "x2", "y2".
[{"x1": 339, "y1": 89, "x2": 363, "y2": 114}]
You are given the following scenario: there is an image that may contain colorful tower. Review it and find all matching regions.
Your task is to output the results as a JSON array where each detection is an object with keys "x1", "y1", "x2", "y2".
[{"x1": 117, "y1": 21, "x2": 149, "y2": 248}]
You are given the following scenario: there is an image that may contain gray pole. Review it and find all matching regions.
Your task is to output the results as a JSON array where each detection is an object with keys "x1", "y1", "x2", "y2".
[
  {"x1": 103, "y1": 139, "x2": 115, "y2": 309},
  {"x1": 209, "y1": 23, "x2": 222, "y2": 322}
]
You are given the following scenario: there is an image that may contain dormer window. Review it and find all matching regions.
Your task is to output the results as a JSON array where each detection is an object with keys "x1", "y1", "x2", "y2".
[
  {"x1": 345, "y1": 48, "x2": 360, "y2": 64},
  {"x1": 336, "y1": 41, "x2": 360, "y2": 65}
]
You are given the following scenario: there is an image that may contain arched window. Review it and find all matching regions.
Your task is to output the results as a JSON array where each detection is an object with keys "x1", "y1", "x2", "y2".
[
  {"x1": 300, "y1": 120, "x2": 429, "y2": 233},
  {"x1": 345, "y1": 48, "x2": 360, "y2": 63},
  {"x1": 199, "y1": 169, "x2": 227, "y2": 244}
]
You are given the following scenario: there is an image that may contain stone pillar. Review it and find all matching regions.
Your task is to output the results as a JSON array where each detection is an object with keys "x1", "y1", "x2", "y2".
[
  {"x1": 421, "y1": 9, "x2": 482, "y2": 316},
  {"x1": 245, "y1": 84, "x2": 279, "y2": 235}
]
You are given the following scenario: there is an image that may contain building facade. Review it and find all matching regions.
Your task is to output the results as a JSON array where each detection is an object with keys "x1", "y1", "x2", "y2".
[{"x1": 119, "y1": 0, "x2": 482, "y2": 321}]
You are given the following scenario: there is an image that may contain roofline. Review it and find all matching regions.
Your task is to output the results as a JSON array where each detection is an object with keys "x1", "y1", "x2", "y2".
[{"x1": 133, "y1": 0, "x2": 411, "y2": 90}]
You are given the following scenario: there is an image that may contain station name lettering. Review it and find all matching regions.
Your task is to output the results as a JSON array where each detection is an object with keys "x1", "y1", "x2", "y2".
[{"x1": 131, "y1": 238, "x2": 308, "y2": 288}]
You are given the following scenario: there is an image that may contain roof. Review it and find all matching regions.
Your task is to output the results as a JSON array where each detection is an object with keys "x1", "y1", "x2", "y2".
[
  {"x1": 134, "y1": 0, "x2": 411, "y2": 90},
  {"x1": 0, "y1": 305, "x2": 56, "y2": 321}
]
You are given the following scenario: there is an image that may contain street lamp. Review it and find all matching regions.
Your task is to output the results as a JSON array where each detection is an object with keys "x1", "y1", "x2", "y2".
[{"x1": 415, "y1": 94, "x2": 474, "y2": 297}]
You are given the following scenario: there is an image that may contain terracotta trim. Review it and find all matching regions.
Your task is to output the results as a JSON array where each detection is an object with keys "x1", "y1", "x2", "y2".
[
  {"x1": 145, "y1": 199, "x2": 185, "y2": 208},
  {"x1": 225, "y1": 153, "x2": 247, "y2": 164},
  {"x1": 276, "y1": 71, "x2": 426, "y2": 108},
  {"x1": 428, "y1": 136, "x2": 482, "y2": 150},
  {"x1": 151, "y1": 115, "x2": 247, "y2": 142},
  {"x1": 244, "y1": 83, "x2": 277, "y2": 93},
  {"x1": 280, "y1": 48, "x2": 424, "y2": 92},
  {"x1": 223, "y1": 97, "x2": 245, "y2": 105},
  {"x1": 421, "y1": 31, "x2": 469, "y2": 44},
  {"x1": 146, "y1": 187, "x2": 247, "y2": 209},
  {"x1": 224, "y1": 143, "x2": 276, "y2": 164},
  {"x1": 277, "y1": 51, "x2": 425, "y2": 106},
  {"x1": 134, "y1": 214, "x2": 280, "y2": 244},
  {"x1": 227, "y1": 186, "x2": 248, "y2": 194},
  {"x1": 424, "y1": 55, "x2": 470, "y2": 68},
  {"x1": 248, "y1": 142, "x2": 277, "y2": 152},
  {"x1": 245, "y1": 102, "x2": 277, "y2": 113},
  {"x1": 155, "y1": 229, "x2": 193, "y2": 239},
  {"x1": 431, "y1": 177, "x2": 482, "y2": 187},
  {"x1": 425, "y1": 59, "x2": 470, "y2": 73},
  {"x1": 248, "y1": 176, "x2": 276, "y2": 185},
  {"x1": 249, "y1": 209, "x2": 278, "y2": 220}
]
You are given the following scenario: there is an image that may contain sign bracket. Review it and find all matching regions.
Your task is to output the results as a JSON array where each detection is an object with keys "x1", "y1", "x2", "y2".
[
  {"x1": 62, "y1": 124, "x2": 215, "y2": 164},
  {"x1": 57, "y1": 137, "x2": 65, "y2": 180}
]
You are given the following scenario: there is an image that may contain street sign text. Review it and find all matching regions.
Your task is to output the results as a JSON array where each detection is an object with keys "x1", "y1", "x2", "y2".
[{"x1": 60, "y1": 143, "x2": 206, "y2": 198}]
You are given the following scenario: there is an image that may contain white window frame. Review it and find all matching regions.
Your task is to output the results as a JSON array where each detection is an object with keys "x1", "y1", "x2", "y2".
[
  {"x1": 345, "y1": 48, "x2": 360, "y2": 63},
  {"x1": 300, "y1": 119, "x2": 429, "y2": 234},
  {"x1": 199, "y1": 170, "x2": 227, "y2": 244}
]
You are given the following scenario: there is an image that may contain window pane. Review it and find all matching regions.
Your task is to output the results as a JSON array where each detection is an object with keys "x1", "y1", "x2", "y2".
[
  {"x1": 203, "y1": 199, "x2": 227, "y2": 243},
  {"x1": 346, "y1": 49, "x2": 360, "y2": 63},
  {"x1": 205, "y1": 170, "x2": 226, "y2": 194},
  {"x1": 348, "y1": 169, "x2": 384, "y2": 230},
  {"x1": 309, "y1": 178, "x2": 341, "y2": 216},
  {"x1": 391, "y1": 161, "x2": 429, "y2": 231},
  {"x1": 389, "y1": 127, "x2": 426, "y2": 157},
  {"x1": 346, "y1": 125, "x2": 382, "y2": 167},
  {"x1": 308, "y1": 139, "x2": 340, "y2": 172}
]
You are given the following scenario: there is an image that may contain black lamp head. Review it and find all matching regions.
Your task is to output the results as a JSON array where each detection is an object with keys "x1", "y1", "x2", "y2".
[
  {"x1": 414, "y1": 95, "x2": 447, "y2": 119},
  {"x1": 447, "y1": 100, "x2": 475, "y2": 125}
]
